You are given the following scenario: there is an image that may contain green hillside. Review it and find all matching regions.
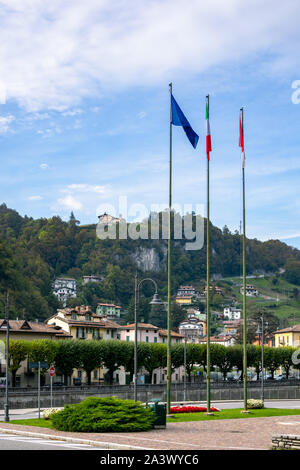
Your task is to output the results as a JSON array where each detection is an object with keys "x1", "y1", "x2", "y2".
[
  {"x1": 1, "y1": 202, "x2": 300, "y2": 325},
  {"x1": 220, "y1": 275, "x2": 300, "y2": 325}
]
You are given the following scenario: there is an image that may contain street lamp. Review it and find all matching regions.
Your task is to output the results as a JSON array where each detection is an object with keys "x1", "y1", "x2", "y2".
[
  {"x1": 134, "y1": 275, "x2": 163, "y2": 402},
  {"x1": 182, "y1": 326, "x2": 201, "y2": 402},
  {"x1": 0, "y1": 292, "x2": 10, "y2": 422},
  {"x1": 256, "y1": 316, "x2": 268, "y2": 403}
]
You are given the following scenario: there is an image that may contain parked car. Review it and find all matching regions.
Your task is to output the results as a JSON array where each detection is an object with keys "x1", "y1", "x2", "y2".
[
  {"x1": 0, "y1": 378, "x2": 6, "y2": 388},
  {"x1": 274, "y1": 375, "x2": 284, "y2": 381}
]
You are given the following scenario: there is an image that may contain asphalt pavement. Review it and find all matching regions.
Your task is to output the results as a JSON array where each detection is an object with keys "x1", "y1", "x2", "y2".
[{"x1": 0, "y1": 431, "x2": 102, "y2": 450}]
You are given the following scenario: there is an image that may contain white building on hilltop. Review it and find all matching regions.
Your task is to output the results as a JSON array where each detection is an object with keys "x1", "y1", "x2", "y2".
[
  {"x1": 53, "y1": 278, "x2": 77, "y2": 307},
  {"x1": 240, "y1": 285, "x2": 259, "y2": 297},
  {"x1": 179, "y1": 316, "x2": 206, "y2": 342},
  {"x1": 223, "y1": 307, "x2": 241, "y2": 320},
  {"x1": 82, "y1": 275, "x2": 103, "y2": 285},
  {"x1": 98, "y1": 213, "x2": 125, "y2": 225}
]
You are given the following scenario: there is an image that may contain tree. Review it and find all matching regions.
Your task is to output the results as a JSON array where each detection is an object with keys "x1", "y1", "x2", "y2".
[
  {"x1": 264, "y1": 347, "x2": 282, "y2": 379},
  {"x1": 248, "y1": 344, "x2": 262, "y2": 380},
  {"x1": 78, "y1": 340, "x2": 103, "y2": 385},
  {"x1": 234, "y1": 322, "x2": 257, "y2": 345},
  {"x1": 170, "y1": 302, "x2": 186, "y2": 330},
  {"x1": 143, "y1": 343, "x2": 166, "y2": 383},
  {"x1": 278, "y1": 347, "x2": 295, "y2": 379},
  {"x1": 9, "y1": 340, "x2": 30, "y2": 387},
  {"x1": 99, "y1": 340, "x2": 131, "y2": 384},
  {"x1": 248, "y1": 306, "x2": 280, "y2": 336},
  {"x1": 285, "y1": 259, "x2": 300, "y2": 286},
  {"x1": 28, "y1": 340, "x2": 59, "y2": 370},
  {"x1": 213, "y1": 344, "x2": 234, "y2": 380},
  {"x1": 172, "y1": 343, "x2": 202, "y2": 382},
  {"x1": 28, "y1": 339, "x2": 60, "y2": 385},
  {"x1": 54, "y1": 340, "x2": 82, "y2": 385}
]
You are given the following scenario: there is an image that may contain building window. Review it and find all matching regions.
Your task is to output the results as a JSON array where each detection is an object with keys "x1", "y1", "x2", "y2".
[
  {"x1": 93, "y1": 370, "x2": 98, "y2": 379},
  {"x1": 78, "y1": 370, "x2": 82, "y2": 379},
  {"x1": 146, "y1": 336, "x2": 149, "y2": 343},
  {"x1": 126, "y1": 336, "x2": 130, "y2": 342},
  {"x1": 77, "y1": 327, "x2": 85, "y2": 339},
  {"x1": 154, "y1": 337, "x2": 157, "y2": 343},
  {"x1": 72, "y1": 313, "x2": 77, "y2": 320}
]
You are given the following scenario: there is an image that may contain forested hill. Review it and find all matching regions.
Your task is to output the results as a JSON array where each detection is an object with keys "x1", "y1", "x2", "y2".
[{"x1": 0, "y1": 203, "x2": 299, "y2": 321}]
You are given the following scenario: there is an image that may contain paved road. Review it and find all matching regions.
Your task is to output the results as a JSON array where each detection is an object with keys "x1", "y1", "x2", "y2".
[
  {"x1": 0, "y1": 431, "x2": 102, "y2": 450},
  {"x1": 212, "y1": 400, "x2": 300, "y2": 409}
]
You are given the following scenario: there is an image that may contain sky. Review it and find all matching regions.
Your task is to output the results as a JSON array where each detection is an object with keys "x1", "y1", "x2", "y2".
[{"x1": 1, "y1": 0, "x2": 300, "y2": 247}]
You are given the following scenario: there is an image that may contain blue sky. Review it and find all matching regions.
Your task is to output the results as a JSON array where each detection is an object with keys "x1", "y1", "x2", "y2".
[{"x1": 1, "y1": 0, "x2": 300, "y2": 247}]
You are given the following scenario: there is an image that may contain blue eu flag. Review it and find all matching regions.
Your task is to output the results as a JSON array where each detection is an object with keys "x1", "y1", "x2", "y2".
[{"x1": 171, "y1": 94, "x2": 199, "y2": 149}]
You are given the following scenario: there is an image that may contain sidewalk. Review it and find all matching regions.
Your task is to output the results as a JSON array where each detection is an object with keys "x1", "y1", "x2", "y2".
[
  {"x1": 0, "y1": 408, "x2": 63, "y2": 416},
  {"x1": 1, "y1": 415, "x2": 300, "y2": 450}
]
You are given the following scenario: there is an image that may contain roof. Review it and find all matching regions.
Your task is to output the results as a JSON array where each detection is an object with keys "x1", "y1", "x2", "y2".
[
  {"x1": 0, "y1": 320, "x2": 71, "y2": 337},
  {"x1": 120, "y1": 323, "x2": 159, "y2": 330},
  {"x1": 83, "y1": 275, "x2": 102, "y2": 278},
  {"x1": 176, "y1": 296, "x2": 193, "y2": 299},
  {"x1": 50, "y1": 316, "x2": 121, "y2": 329},
  {"x1": 200, "y1": 335, "x2": 234, "y2": 343},
  {"x1": 97, "y1": 303, "x2": 121, "y2": 308},
  {"x1": 158, "y1": 329, "x2": 184, "y2": 338},
  {"x1": 274, "y1": 324, "x2": 300, "y2": 334}
]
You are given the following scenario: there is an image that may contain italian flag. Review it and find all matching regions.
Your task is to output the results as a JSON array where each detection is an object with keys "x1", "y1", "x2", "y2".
[
  {"x1": 206, "y1": 101, "x2": 212, "y2": 160},
  {"x1": 239, "y1": 115, "x2": 245, "y2": 168}
]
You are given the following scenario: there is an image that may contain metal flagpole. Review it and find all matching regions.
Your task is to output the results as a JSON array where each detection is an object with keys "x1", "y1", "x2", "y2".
[
  {"x1": 134, "y1": 273, "x2": 138, "y2": 402},
  {"x1": 167, "y1": 82, "x2": 173, "y2": 414},
  {"x1": 38, "y1": 361, "x2": 41, "y2": 419},
  {"x1": 241, "y1": 107, "x2": 248, "y2": 412},
  {"x1": 4, "y1": 291, "x2": 9, "y2": 422},
  {"x1": 206, "y1": 95, "x2": 211, "y2": 414}
]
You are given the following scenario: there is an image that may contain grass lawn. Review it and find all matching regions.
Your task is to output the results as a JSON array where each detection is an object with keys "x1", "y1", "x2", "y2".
[
  {"x1": 6, "y1": 408, "x2": 300, "y2": 428},
  {"x1": 9, "y1": 418, "x2": 54, "y2": 428},
  {"x1": 167, "y1": 408, "x2": 300, "y2": 422}
]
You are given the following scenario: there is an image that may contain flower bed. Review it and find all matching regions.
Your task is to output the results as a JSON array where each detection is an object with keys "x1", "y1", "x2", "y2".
[{"x1": 170, "y1": 405, "x2": 220, "y2": 414}]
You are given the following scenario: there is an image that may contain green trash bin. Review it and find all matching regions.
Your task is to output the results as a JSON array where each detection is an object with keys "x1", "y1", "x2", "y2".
[{"x1": 147, "y1": 398, "x2": 166, "y2": 429}]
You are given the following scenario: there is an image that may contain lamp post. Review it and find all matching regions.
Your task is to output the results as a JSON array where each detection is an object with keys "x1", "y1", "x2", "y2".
[
  {"x1": 134, "y1": 276, "x2": 163, "y2": 402},
  {"x1": 182, "y1": 325, "x2": 201, "y2": 402},
  {"x1": 0, "y1": 292, "x2": 10, "y2": 422},
  {"x1": 256, "y1": 316, "x2": 268, "y2": 403},
  {"x1": 183, "y1": 331, "x2": 187, "y2": 402}
]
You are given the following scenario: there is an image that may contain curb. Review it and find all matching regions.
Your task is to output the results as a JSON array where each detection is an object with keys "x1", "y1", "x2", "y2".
[{"x1": 0, "y1": 427, "x2": 151, "y2": 450}]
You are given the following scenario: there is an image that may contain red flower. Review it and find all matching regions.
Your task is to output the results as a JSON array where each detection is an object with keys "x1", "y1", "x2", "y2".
[{"x1": 170, "y1": 405, "x2": 220, "y2": 414}]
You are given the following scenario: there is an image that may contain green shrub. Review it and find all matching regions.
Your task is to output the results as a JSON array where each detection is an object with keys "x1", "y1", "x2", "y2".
[
  {"x1": 247, "y1": 399, "x2": 264, "y2": 409},
  {"x1": 51, "y1": 396, "x2": 156, "y2": 432}
]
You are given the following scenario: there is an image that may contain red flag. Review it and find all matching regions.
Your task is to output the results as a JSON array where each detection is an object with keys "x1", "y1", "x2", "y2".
[
  {"x1": 239, "y1": 114, "x2": 245, "y2": 168},
  {"x1": 206, "y1": 100, "x2": 212, "y2": 160}
]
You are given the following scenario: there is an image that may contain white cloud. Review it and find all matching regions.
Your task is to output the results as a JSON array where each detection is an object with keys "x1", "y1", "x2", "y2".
[
  {"x1": 28, "y1": 195, "x2": 43, "y2": 200},
  {"x1": 57, "y1": 194, "x2": 83, "y2": 211},
  {"x1": 40, "y1": 163, "x2": 49, "y2": 169},
  {"x1": 0, "y1": 1, "x2": 299, "y2": 111},
  {"x1": 0, "y1": 114, "x2": 14, "y2": 133},
  {"x1": 61, "y1": 108, "x2": 83, "y2": 117},
  {"x1": 66, "y1": 183, "x2": 107, "y2": 194}
]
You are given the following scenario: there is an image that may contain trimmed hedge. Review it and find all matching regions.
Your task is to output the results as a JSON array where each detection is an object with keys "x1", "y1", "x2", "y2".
[{"x1": 51, "y1": 396, "x2": 156, "y2": 432}]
